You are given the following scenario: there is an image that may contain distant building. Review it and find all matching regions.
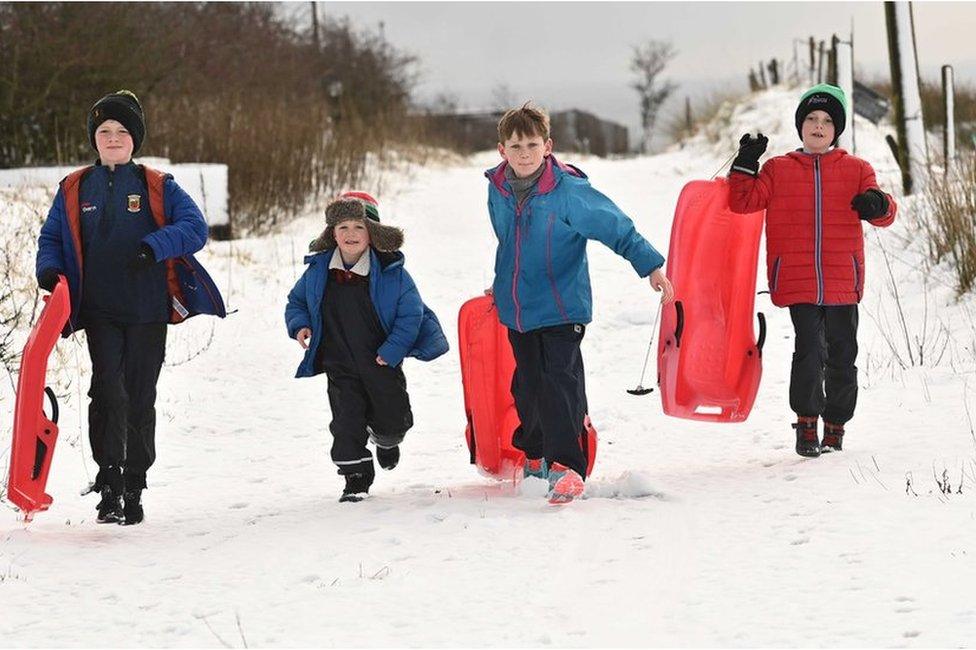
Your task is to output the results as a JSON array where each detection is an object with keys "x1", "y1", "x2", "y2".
[
  {"x1": 414, "y1": 108, "x2": 629, "y2": 156},
  {"x1": 553, "y1": 109, "x2": 629, "y2": 157}
]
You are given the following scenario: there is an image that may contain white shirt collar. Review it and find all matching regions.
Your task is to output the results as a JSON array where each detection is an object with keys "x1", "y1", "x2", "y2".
[{"x1": 329, "y1": 249, "x2": 371, "y2": 275}]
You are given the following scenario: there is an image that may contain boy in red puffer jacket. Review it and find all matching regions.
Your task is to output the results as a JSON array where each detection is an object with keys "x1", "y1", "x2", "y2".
[{"x1": 728, "y1": 84, "x2": 897, "y2": 458}]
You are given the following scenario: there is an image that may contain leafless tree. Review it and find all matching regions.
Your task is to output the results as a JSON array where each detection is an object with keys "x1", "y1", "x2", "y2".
[{"x1": 630, "y1": 40, "x2": 678, "y2": 154}]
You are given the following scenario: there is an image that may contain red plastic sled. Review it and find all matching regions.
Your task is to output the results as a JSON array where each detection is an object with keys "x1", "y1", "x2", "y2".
[
  {"x1": 8, "y1": 276, "x2": 70, "y2": 520},
  {"x1": 657, "y1": 178, "x2": 766, "y2": 422},
  {"x1": 458, "y1": 295, "x2": 597, "y2": 479}
]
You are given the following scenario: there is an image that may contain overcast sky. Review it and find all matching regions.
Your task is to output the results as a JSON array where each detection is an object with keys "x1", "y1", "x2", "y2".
[{"x1": 301, "y1": 2, "x2": 976, "y2": 145}]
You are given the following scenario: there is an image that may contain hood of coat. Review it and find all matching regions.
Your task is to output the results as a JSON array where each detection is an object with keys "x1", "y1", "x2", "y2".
[{"x1": 485, "y1": 154, "x2": 587, "y2": 199}]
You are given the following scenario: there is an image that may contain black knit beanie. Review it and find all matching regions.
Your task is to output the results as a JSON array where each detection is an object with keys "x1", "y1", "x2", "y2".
[
  {"x1": 794, "y1": 84, "x2": 847, "y2": 145},
  {"x1": 88, "y1": 90, "x2": 146, "y2": 154}
]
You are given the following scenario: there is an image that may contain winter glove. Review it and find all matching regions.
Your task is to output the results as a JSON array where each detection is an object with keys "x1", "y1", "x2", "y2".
[
  {"x1": 37, "y1": 267, "x2": 62, "y2": 292},
  {"x1": 730, "y1": 133, "x2": 769, "y2": 177},
  {"x1": 128, "y1": 243, "x2": 157, "y2": 271},
  {"x1": 851, "y1": 189, "x2": 889, "y2": 221}
]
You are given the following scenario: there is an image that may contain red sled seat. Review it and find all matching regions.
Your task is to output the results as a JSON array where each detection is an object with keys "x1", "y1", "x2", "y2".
[
  {"x1": 657, "y1": 178, "x2": 766, "y2": 422},
  {"x1": 458, "y1": 295, "x2": 597, "y2": 479},
  {"x1": 8, "y1": 276, "x2": 70, "y2": 520}
]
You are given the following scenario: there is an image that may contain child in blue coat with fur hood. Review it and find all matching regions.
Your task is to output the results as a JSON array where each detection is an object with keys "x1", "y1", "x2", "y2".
[{"x1": 285, "y1": 192, "x2": 448, "y2": 502}]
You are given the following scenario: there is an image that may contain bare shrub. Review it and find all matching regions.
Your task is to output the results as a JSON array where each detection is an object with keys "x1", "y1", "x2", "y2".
[
  {"x1": 0, "y1": 3, "x2": 419, "y2": 234},
  {"x1": 0, "y1": 189, "x2": 46, "y2": 381},
  {"x1": 866, "y1": 234, "x2": 951, "y2": 370},
  {"x1": 861, "y1": 74, "x2": 976, "y2": 152},
  {"x1": 919, "y1": 151, "x2": 976, "y2": 295},
  {"x1": 665, "y1": 89, "x2": 747, "y2": 145}
]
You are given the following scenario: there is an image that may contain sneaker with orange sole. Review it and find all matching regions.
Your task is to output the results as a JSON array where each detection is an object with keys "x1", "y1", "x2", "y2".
[{"x1": 547, "y1": 462, "x2": 584, "y2": 504}]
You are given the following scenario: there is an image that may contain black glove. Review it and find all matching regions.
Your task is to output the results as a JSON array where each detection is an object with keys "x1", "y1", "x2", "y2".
[
  {"x1": 37, "y1": 267, "x2": 62, "y2": 292},
  {"x1": 851, "y1": 189, "x2": 889, "y2": 221},
  {"x1": 730, "y1": 133, "x2": 769, "y2": 177},
  {"x1": 129, "y1": 243, "x2": 157, "y2": 271}
]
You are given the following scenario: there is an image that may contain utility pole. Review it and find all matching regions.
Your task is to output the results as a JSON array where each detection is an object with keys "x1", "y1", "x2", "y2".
[{"x1": 311, "y1": 2, "x2": 320, "y2": 52}]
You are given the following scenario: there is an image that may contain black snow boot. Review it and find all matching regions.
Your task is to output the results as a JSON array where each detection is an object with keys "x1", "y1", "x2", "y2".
[
  {"x1": 339, "y1": 473, "x2": 372, "y2": 503},
  {"x1": 792, "y1": 416, "x2": 821, "y2": 458},
  {"x1": 96, "y1": 487, "x2": 123, "y2": 524},
  {"x1": 120, "y1": 489, "x2": 144, "y2": 525},
  {"x1": 376, "y1": 445, "x2": 400, "y2": 471},
  {"x1": 821, "y1": 422, "x2": 845, "y2": 453}
]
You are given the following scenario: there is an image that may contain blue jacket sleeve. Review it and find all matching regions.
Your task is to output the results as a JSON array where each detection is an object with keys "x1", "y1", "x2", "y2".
[
  {"x1": 565, "y1": 182, "x2": 665, "y2": 277},
  {"x1": 144, "y1": 178, "x2": 208, "y2": 261},
  {"x1": 285, "y1": 271, "x2": 313, "y2": 339},
  {"x1": 36, "y1": 188, "x2": 67, "y2": 277},
  {"x1": 377, "y1": 270, "x2": 424, "y2": 367}
]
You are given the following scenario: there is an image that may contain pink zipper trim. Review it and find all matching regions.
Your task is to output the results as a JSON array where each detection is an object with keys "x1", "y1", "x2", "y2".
[{"x1": 512, "y1": 202, "x2": 524, "y2": 331}]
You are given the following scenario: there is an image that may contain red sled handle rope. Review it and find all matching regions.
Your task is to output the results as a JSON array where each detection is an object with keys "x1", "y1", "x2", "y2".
[{"x1": 8, "y1": 276, "x2": 70, "y2": 521}]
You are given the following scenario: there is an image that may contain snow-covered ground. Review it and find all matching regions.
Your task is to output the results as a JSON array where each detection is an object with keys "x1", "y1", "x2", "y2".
[{"x1": 3, "y1": 88, "x2": 976, "y2": 647}]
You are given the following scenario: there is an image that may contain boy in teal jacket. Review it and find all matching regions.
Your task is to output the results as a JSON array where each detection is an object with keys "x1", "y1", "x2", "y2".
[{"x1": 486, "y1": 103, "x2": 674, "y2": 503}]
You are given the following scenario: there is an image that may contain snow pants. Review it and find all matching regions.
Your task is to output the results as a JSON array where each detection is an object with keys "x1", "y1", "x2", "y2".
[
  {"x1": 326, "y1": 366, "x2": 413, "y2": 479},
  {"x1": 508, "y1": 323, "x2": 589, "y2": 479},
  {"x1": 788, "y1": 304, "x2": 858, "y2": 425},
  {"x1": 85, "y1": 320, "x2": 167, "y2": 493}
]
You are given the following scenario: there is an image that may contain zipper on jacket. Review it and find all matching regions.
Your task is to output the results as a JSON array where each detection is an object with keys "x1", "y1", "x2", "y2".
[
  {"x1": 852, "y1": 255, "x2": 861, "y2": 300},
  {"x1": 771, "y1": 256, "x2": 782, "y2": 293},
  {"x1": 179, "y1": 257, "x2": 224, "y2": 315},
  {"x1": 511, "y1": 191, "x2": 536, "y2": 332},
  {"x1": 813, "y1": 156, "x2": 824, "y2": 304},
  {"x1": 102, "y1": 168, "x2": 117, "y2": 238},
  {"x1": 512, "y1": 198, "x2": 526, "y2": 332}
]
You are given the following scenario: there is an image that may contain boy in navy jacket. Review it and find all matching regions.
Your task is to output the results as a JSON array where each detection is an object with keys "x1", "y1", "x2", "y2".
[
  {"x1": 486, "y1": 103, "x2": 674, "y2": 503},
  {"x1": 35, "y1": 90, "x2": 224, "y2": 524},
  {"x1": 285, "y1": 192, "x2": 448, "y2": 502}
]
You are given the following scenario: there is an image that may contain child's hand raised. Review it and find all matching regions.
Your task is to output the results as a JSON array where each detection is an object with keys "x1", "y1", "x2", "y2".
[
  {"x1": 649, "y1": 268, "x2": 675, "y2": 304},
  {"x1": 731, "y1": 133, "x2": 769, "y2": 176},
  {"x1": 296, "y1": 327, "x2": 312, "y2": 349},
  {"x1": 737, "y1": 132, "x2": 768, "y2": 157}
]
